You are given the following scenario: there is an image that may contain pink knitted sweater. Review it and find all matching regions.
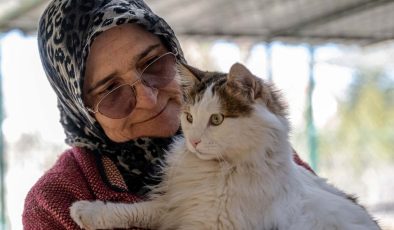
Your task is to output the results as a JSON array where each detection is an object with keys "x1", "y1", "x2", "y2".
[
  {"x1": 23, "y1": 147, "x2": 314, "y2": 229},
  {"x1": 22, "y1": 147, "x2": 142, "y2": 230}
]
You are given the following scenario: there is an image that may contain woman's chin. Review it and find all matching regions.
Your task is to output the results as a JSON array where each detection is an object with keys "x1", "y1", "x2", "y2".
[{"x1": 110, "y1": 122, "x2": 180, "y2": 143}]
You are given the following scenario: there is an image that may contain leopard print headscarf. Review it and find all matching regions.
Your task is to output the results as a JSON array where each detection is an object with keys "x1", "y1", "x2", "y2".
[{"x1": 38, "y1": 0, "x2": 185, "y2": 194}]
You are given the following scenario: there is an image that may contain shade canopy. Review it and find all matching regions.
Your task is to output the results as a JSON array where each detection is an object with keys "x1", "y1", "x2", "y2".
[{"x1": 1, "y1": 0, "x2": 394, "y2": 45}]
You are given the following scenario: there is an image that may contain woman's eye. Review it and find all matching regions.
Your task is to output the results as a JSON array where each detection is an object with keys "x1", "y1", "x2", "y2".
[
  {"x1": 146, "y1": 56, "x2": 159, "y2": 66},
  {"x1": 97, "y1": 82, "x2": 119, "y2": 96},
  {"x1": 107, "y1": 82, "x2": 119, "y2": 91},
  {"x1": 142, "y1": 56, "x2": 160, "y2": 72},
  {"x1": 210, "y1": 113, "x2": 224, "y2": 126},
  {"x1": 185, "y1": 112, "x2": 193, "y2": 123}
]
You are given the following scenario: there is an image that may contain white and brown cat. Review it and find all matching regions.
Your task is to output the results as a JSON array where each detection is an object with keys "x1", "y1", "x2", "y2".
[{"x1": 70, "y1": 63, "x2": 380, "y2": 230}]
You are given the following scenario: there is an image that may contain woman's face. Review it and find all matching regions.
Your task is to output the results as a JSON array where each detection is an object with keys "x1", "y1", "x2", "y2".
[{"x1": 83, "y1": 24, "x2": 182, "y2": 142}]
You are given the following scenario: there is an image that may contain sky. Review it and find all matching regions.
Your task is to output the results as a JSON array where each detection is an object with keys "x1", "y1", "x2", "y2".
[{"x1": 1, "y1": 31, "x2": 65, "y2": 144}]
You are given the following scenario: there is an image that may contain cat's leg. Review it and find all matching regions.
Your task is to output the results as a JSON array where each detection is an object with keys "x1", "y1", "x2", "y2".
[{"x1": 70, "y1": 200, "x2": 164, "y2": 230}]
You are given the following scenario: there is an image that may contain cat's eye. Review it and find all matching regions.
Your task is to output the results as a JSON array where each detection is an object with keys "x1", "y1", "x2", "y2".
[
  {"x1": 210, "y1": 113, "x2": 224, "y2": 126},
  {"x1": 185, "y1": 112, "x2": 193, "y2": 123}
]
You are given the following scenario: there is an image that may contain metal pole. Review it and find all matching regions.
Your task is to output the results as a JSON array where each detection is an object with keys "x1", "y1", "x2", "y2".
[
  {"x1": 266, "y1": 41, "x2": 273, "y2": 81},
  {"x1": 0, "y1": 33, "x2": 6, "y2": 230},
  {"x1": 307, "y1": 46, "x2": 318, "y2": 171}
]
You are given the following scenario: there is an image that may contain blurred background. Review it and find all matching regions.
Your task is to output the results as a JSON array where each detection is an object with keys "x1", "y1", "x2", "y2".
[{"x1": 0, "y1": 0, "x2": 394, "y2": 229}]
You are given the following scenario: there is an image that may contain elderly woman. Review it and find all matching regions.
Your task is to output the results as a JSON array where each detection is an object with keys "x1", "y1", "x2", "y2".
[{"x1": 22, "y1": 0, "x2": 313, "y2": 229}]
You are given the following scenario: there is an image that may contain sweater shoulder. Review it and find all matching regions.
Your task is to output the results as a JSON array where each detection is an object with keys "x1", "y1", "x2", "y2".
[
  {"x1": 28, "y1": 148, "x2": 93, "y2": 196},
  {"x1": 22, "y1": 148, "x2": 94, "y2": 229}
]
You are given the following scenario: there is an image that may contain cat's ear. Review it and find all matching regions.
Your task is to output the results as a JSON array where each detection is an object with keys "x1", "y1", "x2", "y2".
[
  {"x1": 228, "y1": 63, "x2": 262, "y2": 100},
  {"x1": 177, "y1": 63, "x2": 203, "y2": 102},
  {"x1": 228, "y1": 63, "x2": 287, "y2": 116}
]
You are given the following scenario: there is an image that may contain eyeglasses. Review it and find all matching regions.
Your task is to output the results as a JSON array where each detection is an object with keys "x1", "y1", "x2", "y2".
[{"x1": 86, "y1": 52, "x2": 177, "y2": 119}]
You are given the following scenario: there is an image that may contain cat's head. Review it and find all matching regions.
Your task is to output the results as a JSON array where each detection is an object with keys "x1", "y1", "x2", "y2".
[{"x1": 177, "y1": 63, "x2": 289, "y2": 162}]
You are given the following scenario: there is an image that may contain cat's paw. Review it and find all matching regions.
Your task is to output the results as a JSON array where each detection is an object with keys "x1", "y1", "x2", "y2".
[{"x1": 70, "y1": 200, "x2": 106, "y2": 230}]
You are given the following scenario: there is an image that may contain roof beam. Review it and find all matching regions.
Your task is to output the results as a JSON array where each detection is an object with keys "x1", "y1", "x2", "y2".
[
  {"x1": 269, "y1": 0, "x2": 394, "y2": 38},
  {"x1": 362, "y1": 36, "x2": 394, "y2": 46},
  {"x1": 178, "y1": 30, "x2": 391, "y2": 41},
  {"x1": 0, "y1": 0, "x2": 47, "y2": 32}
]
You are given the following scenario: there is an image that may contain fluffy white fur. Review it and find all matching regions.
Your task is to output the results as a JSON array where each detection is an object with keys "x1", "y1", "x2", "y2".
[{"x1": 70, "y1": 75, "x2": 379, "y2": 230}]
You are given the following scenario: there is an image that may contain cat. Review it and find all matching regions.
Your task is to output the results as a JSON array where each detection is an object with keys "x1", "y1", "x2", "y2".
[{"x1": 70, "y1": 63, "x2": 380, "y2": 230}]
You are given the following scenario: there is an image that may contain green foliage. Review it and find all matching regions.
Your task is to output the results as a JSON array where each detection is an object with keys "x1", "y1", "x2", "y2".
[{"x1": 320, "y1": 67, "x2": 394, "y2": 170}]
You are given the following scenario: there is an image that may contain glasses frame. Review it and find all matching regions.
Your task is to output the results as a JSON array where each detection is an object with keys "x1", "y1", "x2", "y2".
[{"x1": 86, "y1": 51, "x2": 178, "y2": 117}]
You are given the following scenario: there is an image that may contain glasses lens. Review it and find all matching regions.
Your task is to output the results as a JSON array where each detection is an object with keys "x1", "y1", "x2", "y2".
[
  {"x1": 95, "y1": 52, "x2": 177, "y2": 119},
  {"x1": 141, "y1": 53, "x2": 177, "y2": 88},
  {"x1": 98, "y1": 84, "x2": 136, "y2": 119}
]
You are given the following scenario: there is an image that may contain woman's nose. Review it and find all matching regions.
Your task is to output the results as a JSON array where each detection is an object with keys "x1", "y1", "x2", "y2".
[{"x1": 135, "y1": 84, "x2": 158, "y2": 109}]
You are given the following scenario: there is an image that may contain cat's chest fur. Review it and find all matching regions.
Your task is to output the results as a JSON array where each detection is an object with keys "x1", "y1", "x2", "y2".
[{"x1": 157, "y1": 138, "x2": 289, "y2": 230}]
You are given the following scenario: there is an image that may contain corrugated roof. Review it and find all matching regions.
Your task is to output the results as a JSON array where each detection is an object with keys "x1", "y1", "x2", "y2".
[{"x1": 1, "y1": 0, "x2": 394, "y2": 45}]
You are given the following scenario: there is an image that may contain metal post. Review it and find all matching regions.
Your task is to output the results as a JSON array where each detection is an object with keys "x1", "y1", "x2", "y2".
[
  {"x1": 307, "y1": 46, "x2": 318, "y2": 171},
  {"x1": 266, "y1": 41, "x2": 273, "y2": 81},
  {"x1": 0, "y1": 33, "x2": 6, "y2": 230}
]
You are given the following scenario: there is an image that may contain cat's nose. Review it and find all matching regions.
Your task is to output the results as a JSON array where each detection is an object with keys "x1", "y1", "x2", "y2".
[{"x1": 190, "y1": 139, "x2": 201, "y2": 148}]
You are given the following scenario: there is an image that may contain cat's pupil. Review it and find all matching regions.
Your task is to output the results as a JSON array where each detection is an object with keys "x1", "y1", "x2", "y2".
[
  {"x1": 210, "y1": 113, "x2": 224, "y2": 126},
  {"x1": 186, "y1": 112, "x2": 193, "y2": 123}
]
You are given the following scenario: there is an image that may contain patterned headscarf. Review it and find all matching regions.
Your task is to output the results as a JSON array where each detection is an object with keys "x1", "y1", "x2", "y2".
[{"x1": 38, "y1": 0, "x2": 185, "y2": 194}]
